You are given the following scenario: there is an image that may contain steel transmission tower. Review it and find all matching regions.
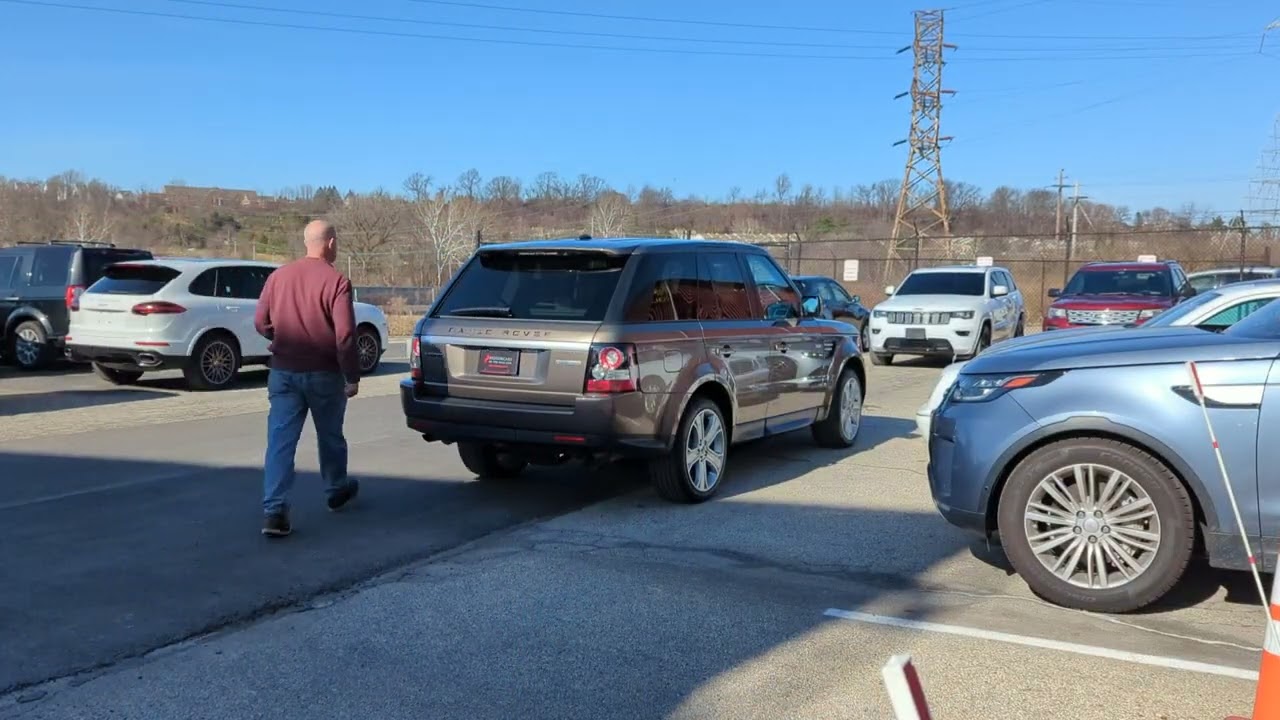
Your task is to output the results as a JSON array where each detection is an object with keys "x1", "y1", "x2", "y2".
[
  {"x1": 888, "y1": 10, "x2": 956, "y2": 277},
  {"x1": 1248, "y1": 114, "x2": 1280, "y2": 227}
]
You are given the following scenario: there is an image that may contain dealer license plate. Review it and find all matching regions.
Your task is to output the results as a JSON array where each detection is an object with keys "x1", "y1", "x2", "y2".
[{"x1": 478, "y1": 348, "x2": 519, "y2": 376}]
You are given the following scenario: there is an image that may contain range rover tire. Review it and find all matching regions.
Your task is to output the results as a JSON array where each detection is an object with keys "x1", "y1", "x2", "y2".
[
  {"x1": 458, "y1": 442, "x2": 527, "y2": 480},
  {"x1": 651, "y1": 397, "x2": 728, "y2": 503},
  {"x1": 93, "y1": 363, "x2": 143, "y2": 385},
  {"x1": 184, "y1": 332, "x2": 241, "y2": 391},
  {"x1": 996, "y1": 437, "x2": 1195, "y2": 613},
  {"x1": 10, "y1": 320, "x2": 53, "y2": 371},
  {"x1": 812, "y1": 367, "x2": 863, "y2": 449},
  {"x1": 870, "y1": 352, "x2": 892, "y2": 366}
]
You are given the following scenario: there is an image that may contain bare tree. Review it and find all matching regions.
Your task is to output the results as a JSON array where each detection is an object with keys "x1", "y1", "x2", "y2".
[
  {"x1": 330, "y1": 189, "x2": 403, "y2": 280},
  {"x1": 408, "y1": 181, "x2": 485, "y2": 289},
  {"x1": 590, "y1": 191, "x2": 631, "y2": 237},
  {"x1": 774, "y1": 173, "x2": 792, "y2": 203},
  {"x1": 457, "y1": 168, "x2": 483, "y2": 199},
  {"x1": 64, "y1": 202, "x2": 114, "y2": 242},
  {"x1": 531, "y1": 171, "x2": 565, "y2": 201},
  {"x1": 484, "y1": 175, "x2": 522, "y2": 203},
  {"x1": 574, "y1": 174, "x2": 607, "y2": 204}
]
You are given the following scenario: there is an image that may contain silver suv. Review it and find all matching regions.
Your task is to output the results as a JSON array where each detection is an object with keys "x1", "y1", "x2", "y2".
[{"x1": 401, "y1": 237, "x2": 867, "y2": 503}]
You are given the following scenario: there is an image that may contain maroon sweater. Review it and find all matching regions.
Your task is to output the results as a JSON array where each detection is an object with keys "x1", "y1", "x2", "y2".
[{"x1": 254, "y1": 257, "x2": 360, "y2": 383}]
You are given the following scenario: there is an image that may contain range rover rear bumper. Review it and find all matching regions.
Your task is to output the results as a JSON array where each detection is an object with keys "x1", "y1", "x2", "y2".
[{"x1": 400, "y1": 379, "x2": 669, "y2": 455}]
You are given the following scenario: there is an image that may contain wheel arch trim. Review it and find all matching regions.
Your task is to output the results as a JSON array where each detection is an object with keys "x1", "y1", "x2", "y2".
[{"x1": 981, "y1": 416, "x2": 1220, "y2": 536}]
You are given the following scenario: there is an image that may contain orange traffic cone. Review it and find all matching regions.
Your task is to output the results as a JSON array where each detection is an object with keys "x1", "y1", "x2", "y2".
[{"x1": 1231, "y1": 569, "x2": 1280, "y2": 720}]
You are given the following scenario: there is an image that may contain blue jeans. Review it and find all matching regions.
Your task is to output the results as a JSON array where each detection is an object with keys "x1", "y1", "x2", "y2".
[{"x1": 263, "y1": 369, "x2": 350, "y2": 515}]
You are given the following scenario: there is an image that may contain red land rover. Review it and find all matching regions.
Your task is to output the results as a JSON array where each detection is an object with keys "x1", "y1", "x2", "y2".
[{"x1": 1042, "y1": 260, "x2": 1195, "y2": 331}]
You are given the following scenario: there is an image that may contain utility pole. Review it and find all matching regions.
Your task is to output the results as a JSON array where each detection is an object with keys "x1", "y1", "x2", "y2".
[
  {"x1": 887, "y1": 9, "x2": 955, "y2": 280},
  {"x1": 1065, "y1": 181, "x2": 1088, "y2": 285},
  {"x1": 1238, "y1": 210, "x2": 1249, "y2": 274},
  {"x1": 1052, "y1": 169, "x2": 1068, "y2": 243}
]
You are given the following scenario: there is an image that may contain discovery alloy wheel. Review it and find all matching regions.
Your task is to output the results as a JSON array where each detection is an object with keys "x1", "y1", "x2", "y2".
[{"x1": 997, "y1": 437, "x2": 1195, "y2": 612}]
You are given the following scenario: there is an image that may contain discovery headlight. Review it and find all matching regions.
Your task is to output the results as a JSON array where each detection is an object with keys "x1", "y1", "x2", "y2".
[{"x1": 950, "y1": 372, "x2": 1060, "y2": 403}]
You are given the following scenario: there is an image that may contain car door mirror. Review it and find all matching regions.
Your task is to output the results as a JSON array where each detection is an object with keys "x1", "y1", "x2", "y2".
[
  {"x1": 850, "y1": 294, "x2": 861, "y2": 305},
  {"x1": 1047, "y1": 288, "x2": 1061, "y2": 298},
  {"x1": 800, "y1": 295, "x2": 823, "y2": 317},
  {"x1": 766, "y1": 300, "x2": 798, "y2": 320},
  {"x1": 1181, "y1": 284, "x2": 1197, "y2": 298},
  {"x1": 992, "y1": 284, "x2": 1009, "y2": 298},
  {"x1": 884, "y1": 285, "x2": 896, "y2": 296}
]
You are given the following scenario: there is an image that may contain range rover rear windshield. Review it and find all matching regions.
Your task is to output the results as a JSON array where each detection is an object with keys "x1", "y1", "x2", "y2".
[
  {"x1": 86, "y1": 264, "x2": 181, "y2": 296},
  {"x1": 434, "y1": 250, "x2": 629, "y2": 321}
]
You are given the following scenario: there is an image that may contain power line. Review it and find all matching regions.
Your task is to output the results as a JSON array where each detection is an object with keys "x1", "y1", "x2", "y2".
[
  {"x1": 161, "y1": 0, "x2": 900, "y2": 50},
  {"x1": 400, "y1": 0, "x2": 1251, "y2": 42},
  {"x1": 0, "y1": 0, "x2": 900, "y2": 60},
  {"x1": 399, "y1": 0, "x2": 904, "y2": 36}
]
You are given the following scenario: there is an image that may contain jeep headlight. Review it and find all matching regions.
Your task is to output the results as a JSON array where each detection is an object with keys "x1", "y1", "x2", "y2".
[
  {"x1": 1137, "y1": 308, "x2": 1163, "y2": 319},
  {"x1": 1047, "y1": 307, "x2": 1067, "y2": 319},
  {"x1": 873, "y1": 310, "x2": 888, "y2": 319},
  {"x1": 951, "y1": 310, "x2": 975, "y2": 320}
]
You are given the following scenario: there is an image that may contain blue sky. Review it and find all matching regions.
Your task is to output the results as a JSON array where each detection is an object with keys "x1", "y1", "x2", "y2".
[{"x1": 0, "y1": 0, "x2": 1277, "y2": 214}]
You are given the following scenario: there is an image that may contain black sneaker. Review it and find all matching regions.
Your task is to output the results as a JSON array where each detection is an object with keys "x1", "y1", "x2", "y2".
[
  {"x1": 262, "y1": 512, "x2": 291, "y2": 537},
  {"x1": 327, "y1": 481, "x2": 359, "y2": 512}
]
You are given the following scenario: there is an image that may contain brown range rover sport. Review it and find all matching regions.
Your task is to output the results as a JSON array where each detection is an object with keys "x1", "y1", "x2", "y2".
[{"x1": 402, "y1": 237, "x2": 867, "y2": 503}]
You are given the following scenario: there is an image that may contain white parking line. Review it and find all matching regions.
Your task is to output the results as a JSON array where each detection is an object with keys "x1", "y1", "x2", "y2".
[{"x1": 823, "y1": 608, "x2": 1259, "y2": 681}]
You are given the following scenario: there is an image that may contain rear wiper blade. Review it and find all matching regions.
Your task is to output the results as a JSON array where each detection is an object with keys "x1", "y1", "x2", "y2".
[{"x1": 447, "y1": 306, "x2": 515, "y2": 318}]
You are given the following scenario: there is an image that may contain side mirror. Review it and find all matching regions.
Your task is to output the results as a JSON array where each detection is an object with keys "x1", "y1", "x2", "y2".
[
  {"x1": 884, "y1": 285, "x2": 896, "y2": 296},
  {"x1": 801, "y1": 295, "x2": 823, "y2": 317},
  {"x1": 992, "y1": 284, "x2": 1009, "y2": 298},
  {"x1": 1047, "y1": 288, "x2": 1062, "y2": 298},
  {"x1": 851, "y1": 294, "x2": 861, "y2": 305},
  {"x1": 1182, "y1": 285, "x2": 1197, "y2": 298}
]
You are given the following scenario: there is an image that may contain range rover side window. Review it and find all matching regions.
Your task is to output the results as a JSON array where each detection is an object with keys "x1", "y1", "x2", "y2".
[
  {"x1": 743, "y1": 253, "x2": 800, "y2": 320},
  {"x1": 622, "y1": 253, "x2": 699, "y2": 322},
  {"x1": 697, "y1": 253, "x2": 752, "y2": 321}
]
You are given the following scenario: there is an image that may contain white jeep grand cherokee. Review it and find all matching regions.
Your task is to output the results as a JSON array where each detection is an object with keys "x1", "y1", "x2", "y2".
[{"x1": 868, "y1": 265, "x2": 1025, "y2": 366}]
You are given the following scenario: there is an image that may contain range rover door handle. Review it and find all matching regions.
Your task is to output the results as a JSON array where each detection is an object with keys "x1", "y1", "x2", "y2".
[
  {"x1": 716, "y1": 344, "x2": 734, "y2": 357},
  {"x1": 773, "y1": 341, "x2": 788, "y2": 352}
]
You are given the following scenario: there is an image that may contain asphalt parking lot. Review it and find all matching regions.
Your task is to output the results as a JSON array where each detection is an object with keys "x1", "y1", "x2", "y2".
[{"x1": 0, "y1": 352, "x2": 1266, "y2": 720}]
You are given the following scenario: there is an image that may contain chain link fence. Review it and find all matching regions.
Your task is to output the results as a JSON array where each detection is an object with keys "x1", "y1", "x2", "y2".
[{"x1": 341, "y1": 227, "x2": 1280, "y2": 324}]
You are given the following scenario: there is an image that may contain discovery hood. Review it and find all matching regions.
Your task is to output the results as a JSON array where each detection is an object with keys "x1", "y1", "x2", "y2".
[{"x1": 961, "y1": 326, "x2": 1280, "y2": 374}]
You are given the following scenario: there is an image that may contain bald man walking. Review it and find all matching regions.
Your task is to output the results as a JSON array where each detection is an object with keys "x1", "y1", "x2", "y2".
[{"x1": 253, "y1": 220, "x2": 361, "y2": 537}]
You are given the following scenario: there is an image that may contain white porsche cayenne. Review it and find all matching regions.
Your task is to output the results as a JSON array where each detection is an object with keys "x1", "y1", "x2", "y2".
[{"x1": 66, "y1": 258, "x2": 390, "y2": 390}]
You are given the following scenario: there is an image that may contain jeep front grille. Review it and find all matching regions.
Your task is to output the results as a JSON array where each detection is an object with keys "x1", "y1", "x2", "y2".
[
  {"x1": 1066, "y1": 309, "x2": 1140, "y2": 325},
  {"x1": 885, "y1": 311, "x2": 951, "y2": 325}
]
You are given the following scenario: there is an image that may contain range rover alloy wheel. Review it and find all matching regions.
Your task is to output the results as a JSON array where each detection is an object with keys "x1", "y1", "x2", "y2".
[
  {"x1": 651, "y1": 398, "x2": 728, "y2": 503},
  {"x1": 813, "y1": 368, "x2": 863, "y2": 448},
  {"x1": 997, "y1": 437, "x2": 1195, "y2": 613}
]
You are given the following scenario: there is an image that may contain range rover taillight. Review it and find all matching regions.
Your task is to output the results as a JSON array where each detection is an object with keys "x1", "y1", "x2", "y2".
[
  {"x1": 584, "y1": 343, "x2": 638, "y2": 394},
  {"x1": 410, "y1": 337, "x2": 422, "y2": 380}
]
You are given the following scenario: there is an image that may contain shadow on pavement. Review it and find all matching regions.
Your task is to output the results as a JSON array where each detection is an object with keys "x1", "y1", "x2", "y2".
[
  {"x1": 0, "y1": 387, "x2": 177, "y2": 416},
  {"x1": 135, "y1": 361, "x2": 410, "y2": 392}
]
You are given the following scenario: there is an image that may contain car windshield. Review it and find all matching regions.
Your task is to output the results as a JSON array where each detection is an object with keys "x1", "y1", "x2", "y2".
[
  {"x1": 1222, "y1": 296, "x2": 1280, "y2": 339},
  {"x1": 1141, "y1": 290, "x2": 1221, "y2": 328},
  {"x1": 895, "y1": 271, "x2": 985, "y2": 296},
  {"x1": 1064, "y1": 268, "x2": 1171, "y2": 296},
  {"x1": 433, "y1": 249, "x2": 628, "y2": 321}
]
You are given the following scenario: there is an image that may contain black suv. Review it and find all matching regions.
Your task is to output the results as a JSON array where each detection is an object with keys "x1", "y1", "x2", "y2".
[{"x1": 0, "y1": 241, "x2": 153, "y2": 370}]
